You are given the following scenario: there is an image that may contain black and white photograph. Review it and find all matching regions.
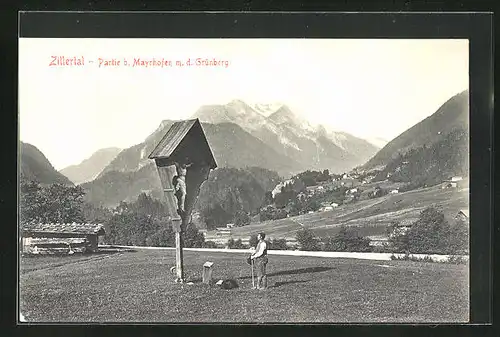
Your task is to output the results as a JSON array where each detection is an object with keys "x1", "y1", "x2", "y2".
[{"x1": 18, "y1": 34, "x2": 473, "y2": 323}]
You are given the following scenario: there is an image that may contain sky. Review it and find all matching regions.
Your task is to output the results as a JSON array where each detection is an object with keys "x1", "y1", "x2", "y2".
[{"x1": 19, "y1": 38, "x2": 469, "y2": 170}]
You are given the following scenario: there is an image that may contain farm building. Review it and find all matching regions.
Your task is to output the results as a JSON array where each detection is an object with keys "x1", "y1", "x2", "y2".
[
  {"x1": 306, "y1": 185, "x2": 324, "y2": 195},
  {"x1": 345, "y1": 188, "x2": 359, "y2": 196},
  {"x1": 296, "y1": 192, "x2": 307, "y2": 200},
  {"x1": 21, "y1": 222, "x2": 105, "y2": 255},
  {"x1": 390, "y1": 189, "x2": 399, "y2": 194},
  {"x1": 451, "y1": 176, "x2": 463, "y2": 182},
  {"x1": 366, "y1": 235, "x2": 389, "y2": 247}
]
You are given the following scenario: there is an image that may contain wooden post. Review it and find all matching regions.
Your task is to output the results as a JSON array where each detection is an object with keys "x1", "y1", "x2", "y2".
[
  {"x1": 175, "y1": 230, "x2": 184, "y2": 282},
  {"x1": 156, "y1": 164, "x2": 185, "y2": 282}
]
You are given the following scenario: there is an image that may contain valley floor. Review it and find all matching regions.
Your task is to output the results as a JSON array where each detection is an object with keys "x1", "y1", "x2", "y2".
[{"x1": 19, "y1": 248, "x2": 469, "y2": 323}]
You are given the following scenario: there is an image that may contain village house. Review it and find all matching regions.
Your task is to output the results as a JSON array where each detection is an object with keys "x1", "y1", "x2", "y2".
[
  {"x1": 442, "y1": 182, "x2": 458, "y2": 189},
  {"x1": 331, "y1": 202, "x2": 339, "y2": 208},
  {"x1": 451, "y1": 176, "x2": 463, "y2": 182},
  {"x1": 296, "y1": 192, "x2": 307, "y2": 200},
  {"x1": 339, "y1": 178, "x2": 360, "y2": 188},
  {"x1": 345, "y1": 188, "x2": 358, "y2": 195},
  {"x1": 306, "y1": 185, "x2": 324, "y2": 195},
  {"x1": 366, "y1": 235, "x2": 389, "y2": 247},
  {"x1": 21, "y1": 222, "x2": 105, "y2": 255},
  {"x1": 390, "y1": 189, "x2": 399, "y2": 194}
]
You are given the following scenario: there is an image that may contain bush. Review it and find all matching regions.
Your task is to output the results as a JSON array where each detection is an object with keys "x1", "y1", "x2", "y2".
[
  {"x1": 227, "y1": 238, "x2": 246, "y2": 249},
  {"x1": 446, "y1": 255, "x2": 468, "y2": 265},
  {"x1": 270, "y1": 238, "x2": 288, "y2": 250},
  {"x1": 296, "y1": 229, "x2": 320, "y2": 251},
  {"x1": 321, "y1": 226, "x2": 372, "y2": 252},
  {"x1": 234, "y1": 210, "x2": 251, "y2": 227},
  {"x1": 20, "y1": 181, "x2": 86, "y2": 225},
  {"x1": 391, "y1": 253, "x2": 435, "y2": 263},
  {"x1": 202, "y1": 241, "x2": 218, "y2": 248},
  {"x1": 183, "y1": 223, "x2": 205, "y2": 248},
  {"x1": 248, "y1": 234, "x2": 259, "y2": 248},
  {"x1": 387, "y1": 207, "x2": 469, "y2": 255}
]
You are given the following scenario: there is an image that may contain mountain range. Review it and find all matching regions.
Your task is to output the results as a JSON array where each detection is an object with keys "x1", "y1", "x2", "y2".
[
  {"x1": 75, "y1": 101, "x2": 379, "y2": 207},
  {"x1": 192, "y1": 100, "x2": 379, "y2": 174},
  {"x1": 60, "y1": 147, "x2": 122, "y2": 185},
  {"x1": 20, "y1": 91, "x2": 469, "y2": 209}
]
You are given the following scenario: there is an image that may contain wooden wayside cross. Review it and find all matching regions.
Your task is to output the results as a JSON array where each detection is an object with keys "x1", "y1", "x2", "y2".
[{"x1": 148, "y1": 119, "x2": 217, "y2": 283}]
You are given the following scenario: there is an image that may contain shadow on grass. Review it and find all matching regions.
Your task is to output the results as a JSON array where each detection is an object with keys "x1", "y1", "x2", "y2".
[
  {"x1": 272, "y1": 280, "x2": 310, "y2": 288},
  {"x1": 239, "y1": 266, "x2": 334, "y2": 280}
]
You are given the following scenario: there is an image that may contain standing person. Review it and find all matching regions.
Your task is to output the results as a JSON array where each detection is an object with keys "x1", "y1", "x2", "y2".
[{"x1": 251, "y1": 232, "x2": 268, "y2": 290}]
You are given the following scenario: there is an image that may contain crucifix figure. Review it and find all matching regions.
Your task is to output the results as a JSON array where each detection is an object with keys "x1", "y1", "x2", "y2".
[{"x1": 173, "y1": 160, "x2": 192, "y2": 217}]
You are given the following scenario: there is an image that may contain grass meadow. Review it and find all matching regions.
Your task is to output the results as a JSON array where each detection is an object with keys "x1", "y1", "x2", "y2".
[{"x1": 19, "y1": 248, "x2": 469, "y2": 323}]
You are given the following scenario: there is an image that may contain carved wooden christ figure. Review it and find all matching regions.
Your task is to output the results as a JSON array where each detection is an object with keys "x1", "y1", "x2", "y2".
[{"x1": 173, "y1": 161, "x2": 191, "y2": 216}]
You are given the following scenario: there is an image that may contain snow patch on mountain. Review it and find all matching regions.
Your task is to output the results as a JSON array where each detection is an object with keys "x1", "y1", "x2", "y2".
[
  {"x1": 251, "y1": 102, "x2": 284, "y2": 117},
  {"x1": 279, "y1": 135, "x2": 301, "y2": 151}
]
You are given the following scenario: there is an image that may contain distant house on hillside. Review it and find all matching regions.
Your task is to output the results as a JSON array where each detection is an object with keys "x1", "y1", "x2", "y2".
[
  {"x1": 442, "y1": 182, "x2": 458, "y2": 189},
  {"x1": 21, "y1": 222, "x2": 105, "y2": 255},
  {"x1": 451, "y1": 176, "x2": 463, "y2": 182},
  {"x1": 331, "y1": 202, "x2": 339, "y2": 208},
  {"x1": 390, "y1": 189, "x2": 399, "y2": 194},
  {"x1": 346, "y1": 188, "x2": 358, "y2": 195},
  {"x1": 367, "y1": 235, "x2": 389, "y2": 247},
  {"x1": 297, "y1": 192, "x2": 307, "y2": 200},
  {"x1": 306, "y1": 185, "x2": 324, "y2": 195}
]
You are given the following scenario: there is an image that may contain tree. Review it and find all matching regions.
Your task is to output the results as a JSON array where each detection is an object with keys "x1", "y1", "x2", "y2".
[
  {"x1": 20, "y1": 181, "x2": 86, "y2": 225},
  {"x1": 296, "y1": 229, "x2": 320, "y2": 251},
  {"x1": 234, "y1": 210, "x2": 251, "y2": 227},
  {"x1": 249, "y1": 234, "x2": 259, "y2": 248},
  {"x1": 183, "y1": 223, "x2": 205, "y2": 248},
  {"x1": 263, "y1": 191, "x2": 274, "y2": 206},
  {"x1": 407, "y1": 206, "x2": 448, "y2": 254},
  {"x1": 270, "y1": 238, "x2": 288, "y2": 250},
  {"x1": 386, "y1": 221, "x2": 410, "y2": 253},
  {"x1": 322, "y1": 169, "x2": 330, "y2": 181},
  {"x1": 388, "y1": 206, "x2": 469, "y2": 255},
  {"x1": 322, "y1": 226, "x2": 372, "y2": 252},
  {"x1": 227, "y1": 238, "x2": 246, "y2": 249},
  {"x1": 105, "y1": 195, "x2": 175, "y2": 247},
  {"x1": 82, "y1": 202, "x2": 112, "y2": 223}
]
